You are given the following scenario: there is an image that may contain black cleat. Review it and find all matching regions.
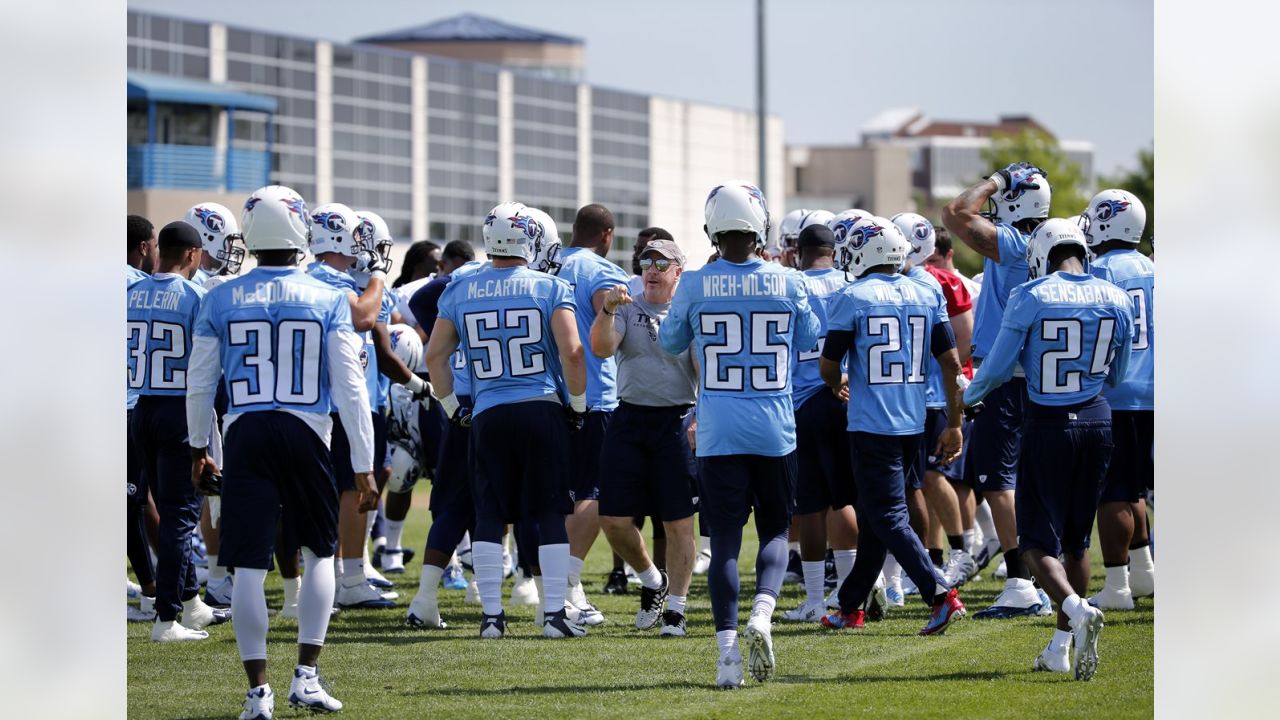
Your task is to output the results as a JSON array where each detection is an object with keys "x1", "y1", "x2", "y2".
[{"x1": 604, "y1": 568, "x2": 629, "y2": 595}]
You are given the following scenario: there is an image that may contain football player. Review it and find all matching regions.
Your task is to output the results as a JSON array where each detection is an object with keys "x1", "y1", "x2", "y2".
[
  {"x1": 126, "y1": 215, "x2": 158, "y2": 621},
  {"x1": 818, "y1": 216, "x2": 967, "y2": 636},
  {"x1": 780, "y1": 223, "x2": 859, "y2": 623},
  {"x1": 942, "y1": 162, "x2": 1054, "y2": 618},
  {"x1": 391, "y1": 241, "x2": 441, "y2": 328},
  {"x1": 186, "y1": 185, "x2": 376, "y2": 717},
  {"x1": 963, "y1": 218, "x2": 1133, "y2": 680},
  {"x1": 128, "y1": 220, "x2": 231, "y2": 641},
  {"x1": 551, "y1": 203, "x2": 632, "y2": 626},
  {"x1": 660, "y1": 181, "x2": 820, "y2": 688},
  {"x1": 183, "y1": 202, "x2": 246, "y2": 287},
  {"x1": 1082, "y1": 190, "x2": 1155, "y2": 609},
  {"x1": 425, "y1": 202, "x2": 588, "y2": 639}
]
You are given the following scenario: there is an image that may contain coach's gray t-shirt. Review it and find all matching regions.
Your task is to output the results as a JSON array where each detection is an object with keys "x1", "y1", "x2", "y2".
[{"x1": 613, "y1": 294, "x2": 697, "y2": 407}]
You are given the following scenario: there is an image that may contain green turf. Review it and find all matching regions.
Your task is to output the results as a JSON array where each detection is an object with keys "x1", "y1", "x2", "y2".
[{"x1": 127, "y1": 497, "x2": 1153, "y2": 719}]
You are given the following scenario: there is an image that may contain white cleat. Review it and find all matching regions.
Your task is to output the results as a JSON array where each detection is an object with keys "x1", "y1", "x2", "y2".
[
  {"x1": 365, "y1": 565, "x2": 394, "y2": 588},
  {"x1": 509, "y1": 572, "x2": 540, "y2": 606},
  {"x1": 1033, "y1": 643, "x2": 1072, "y2": 673},
  {"x1": 464, "y1": 578, "x2": 481, "y2": 605},
  {"x1": 183, "y1": 595, "x2": 230, "y2": 630},
  {"x1": 238, "y1": 685, "x2": 274, "y2": 720},
  {"x1": 715, "y1": 652, "x2": 745, "y2": 689},
  {"x1": 1129, "y1": 563, "x2": 1155, "y2": 599},
  {"x1": 288, "y1": 666, "x2": 343, "y2": 713},
  {"x1": 278, "y1": 603, "x2": 298, "y2": 620},
  {"x1": 567, "y1": 599, "x2": 606, "y2": 626},
  {"x1": 151, "y1": 619, "x2": 209, "y2": 642},
  {"x1": 204, "y1": 576, "x2": 234, "y2": 608},
  {"x1": 692, "y1": 548, "x2": 712, "y2": 575},
  {"x1": 994, "y1": 559, "x2": 1008, "y2": 580},
  {"x1": 1071, "y1": 605, "x2": 1105, "y2": 681},
  {"x1": 1089, "y1": 584, "x2": 1134, "y2": 611},
  {"x1": 406, "y1": 596, "x2": 447, "y2": 629},
  {"x1": 381, "y1": 549, "x2": 406, "y2": 574},
  {"x1": 744, "y1": 615, "x2": 776, "y2": 682},
  {"x1": 542, "y1": 608, "x2": 588, "y2": 638},
  {"x1": 127, "y1": 578, "x2": 142, "y2": 599},
  {"x1": 128, "y1": 596, "x2": 157, "y2": 622},
  {"x1": 335, "y1": 581, "x2": 396, "y2": 609},
  {"x1": 782, "y1": 601, "x2": 826, "y2": 622},
  {"x1": 943, "y1": 549, "x2": 978, "y2": 587}
]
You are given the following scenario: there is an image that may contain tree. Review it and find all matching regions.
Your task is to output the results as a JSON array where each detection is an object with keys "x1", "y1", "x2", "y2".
[{"x1": 1097, "y1": 146, "x2": 1154, "y2": 255}]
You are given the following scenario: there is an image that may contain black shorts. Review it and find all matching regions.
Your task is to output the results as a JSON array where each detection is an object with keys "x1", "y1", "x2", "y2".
[
  {"x1": 373, "y1": 409, "x2": 388, "y2": 471},
  {"x1": 921, "y1": 407, "x2": 963, "y2": 481},
  {"x1": 1016, "y1": 396, "x2": 1114, "y2": 559},
  {"x1": 850, "y1": 431, "x2": 921, "y2": 515},
  {"x1": 569, "y1": 410, "x2": 612, "y2": 502},
  {"x1": 793, "y1": 391, "x2": 855, "y2": 513},
  {"x1": 597, "y1": 402, "x2": 697, "y2": 522},
  {"x1": 471, "y1": 400, "x2": 573, "y2": 523},
  {"x1": 219, "y1": 412, "x2": 340, "y2": 569},
  {"x1": 964, "y1": 375, "x2": 1026, "y2": 493},
  {"x1": 130, "y1": 396, "x2": 194, "y2": 505},
  {"x1": 696, "y1": 453, "x2": 796, "y2": 536},
  {"x1": 419, "y1": 397, "x2": 447, "y2": 481},
  {"x1": 430, "y1": 395, "x2": 474, "y2": 519},
  {"x1": 1099, "y1": 410, "x2": 1153, "y2": 503},
  {"x1": 126, "y1": 408, "x2": 148, "y2": 505}
]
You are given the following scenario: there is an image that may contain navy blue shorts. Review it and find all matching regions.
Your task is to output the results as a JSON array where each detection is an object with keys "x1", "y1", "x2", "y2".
[
  {"x1": 430, "y1": 395, "x2": 474, "y2": 520},
  {"x1": 793, "y1": 391, "x2": 855, "y2": 513},
  {"x1": 1016, "y1": 396, "x2": 1114, "y2": 559},
  {"x1": 419, "y1": 397, "x2": 447, "y2": 481},
  {"x1": 964, "y1": 375, "x2": 1026, "y2": 493},
  {"x1": 569, "y1": 410, "x2": 611, "y2": 502},
  {"x1": 471, "y1": 400, "x2": 573, "y2": 523},
  {"x1": 330, "y1": 412, "x2": 382, "y2": 493},
  {"x1": 219, "y1": 411, "x2": 340, "y2": 569},
  {"x1": 696, "y1": 453, "x2": 796, "y2": 536},
  {"x1": 598, "y1": 402, "x2": 697, "y2": 522},
  {"x1": 126, "y1": 408, "x2": 148, "y2": 504},
  {"x1": 920, "y1": 407, "x2": 964, "y2": 481},
  {"x1": 130, "y1": 396, "x2": 196, "y2": 505},
  {"x1": 373, "y1": 409, "x2": 388, "y2": 471},
  {"x1": 1100, "y1": 410, "x2": 1153, "y2": 503}
]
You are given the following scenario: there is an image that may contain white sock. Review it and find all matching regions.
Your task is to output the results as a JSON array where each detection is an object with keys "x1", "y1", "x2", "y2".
[
  {"x1": 473, "y1": 541, "x2": 505, "y2": 615},
  {"x1": 298, "y1": 550, "x2": 334, "y2": 646},
  {"x1": 669, "y1": 594, "x2": 687, "y2": 615},
  {"x1": 699, "y1": 535, "x2": 712, "y2": 554},
  {"x1": 751, "y1": 593, "x2": 776, "y2": 619},
  {"x1": 716, "y1": 629, "x2": 738, "y2": 657},
  {"x1": 417, "y1": 565, "x2": 444, "y2": 601},
  {"x1": 787, "y1": 541, "x2": 800, "y2": 554},
  {"x1": 1049, "y1": 628, "x2": 1072, "y2": 653},
  {"x1": 975, "y1": 502, "x2": 997, "y2": 541},
  {"x1": 362, "y1": 512, "x2": 375, "y2": 565},
  {"x1": 230, "y1": 567, "x2": 268, "y2": 661},
  {"x1": 386, "y1": 519, "x2": 406, "y2": 551},
  {"x1": 533, "y1": 575, "x2": 545, "y2": 611},
  {"x1": 282, "y1": 576, "x2": 300, "y2": 608},
  {"x1": 883, "y1": 554, "x2": 902, "y2": 582},
  {"x1": 295, "y1": 664, "x2": 317, "y2": 677},
  {"x1": 341, "y1": 557, "x2": 364, "y2": 586},
  {"x1": 333, "y1": 557, "x2": 343, "y2": 579},
  {"x1": 1061, "y1": 593, "x2": 1086, "y2": 623},
  {"x1": 833, "y1": 549, "x2": 856, "y2": 585},
  {"x1": 1104, "y1": 564, "x2": 1130, "y2": 591},
  {"x1": 182, "y1": 594, "x2": 207, "y2": 616},
  {"x1": 207, "y1": 554, "x2": 227, "y2": 584},
  {"x1": 1131, "y1": 545, "x2": 1155, "y2": 573},
  {"x1": 962, "y1": 528, "x2": 976, "y2": 552},
  {"x1": 568, "y1": 554, "x2": 585, "y2": 587},
  {"x1": 539, "y1": 543, "x2": 571, "y2": 614},
  {"x1": 801, "y1": 560, "x2": 825, "y2": 606},
  {"x1": 637, "y1": 563, "x2": 663, "y2": 590}
]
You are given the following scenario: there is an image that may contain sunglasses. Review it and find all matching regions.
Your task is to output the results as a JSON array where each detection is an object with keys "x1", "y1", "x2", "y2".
[{"x1": 639, "y1": 257, "x2": 674, "y2": 272}]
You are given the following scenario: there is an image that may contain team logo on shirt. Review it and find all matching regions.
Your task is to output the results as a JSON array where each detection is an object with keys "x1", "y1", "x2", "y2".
[
  {"x1": 312, "y1": 211, "x2": 346, "y2": 233},
  {"x1": 194, "y1": 207, "x2": 224, "y2": 233},
  {"x1": 1094, "y1": 199, "x2": 1131, "y2": 221},
  {"x1": 508, "y1": 213, "x2": 543, "y2": 241},
  {"x1": 847, "y1": 223, "x2": 884, "y2": 250}
]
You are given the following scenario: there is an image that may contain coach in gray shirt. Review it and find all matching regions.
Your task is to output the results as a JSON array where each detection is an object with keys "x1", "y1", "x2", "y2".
[{"x1": 590, "y1": 239, "x2": 698, "y2": 637}]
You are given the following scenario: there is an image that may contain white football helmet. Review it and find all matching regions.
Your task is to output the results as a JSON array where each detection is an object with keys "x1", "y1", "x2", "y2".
[
  {"x1": 386, "y1": 445, "x2": 420, "y2": 494},
  {"x1": 241, "y1": 185, "x2": 311, "y2": 254},
  {"x1": 308, "y1": 203, "x2": 366, "y2": 258},
  {"x1": 524, "y1": 207, "x2": 563, "y2": 274},
  {"x1": 704, "y1": 181, "x2": 770, "y2": 248},
  {"x1": 388, "y1": 323, "x2": 424, "y2": 373},
  {"x1": 882, "y1": 221, "x2": 912, "y2": 272},
  {"x1": 987, "y1": 171, "x2": 1051, "y2": 224},
  {"x1": 1026, "y1": 217, "x2": 1089, "y2": 280},
  {"x1": 799, "y1": 209, "x2": 835, "y2": 233},
  {"x1": 183, "y1": 202, "x2": 246, "y2": 275},
  {"x1": 1082, "y1": 189, "x2": 1146, "y2": 247},
  {"x1": 356, "y1": 210, "x2": 395, "y2": 264},
  {"x1": 835, "y1": 215, "x2": 904, "y2": 278},
  {"x1": 827, "y1": 209, "x2": 873, "y2": 247},
  {"x1": 890, "y1": 212, "x2": 936, "y2": 267},
  {"x1": 483, "y1": 202, "x2": 542, "y2": 262},
  {"x1": 779, "y1": 209, "x2": 810, "y2": 247}
]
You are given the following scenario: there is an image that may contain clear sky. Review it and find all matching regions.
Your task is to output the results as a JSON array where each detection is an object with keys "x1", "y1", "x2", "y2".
[{"x1": 128, "y1": 0, "x2": 1153, "y2": 176}]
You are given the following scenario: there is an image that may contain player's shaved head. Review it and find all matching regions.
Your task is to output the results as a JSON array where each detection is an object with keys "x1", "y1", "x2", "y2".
[
  {"x1": 128, "y1": 214, "x2": 154, "y2": 249},
  {"x1": 572, "y1": 204, "x2": 615, "y2": 250}
]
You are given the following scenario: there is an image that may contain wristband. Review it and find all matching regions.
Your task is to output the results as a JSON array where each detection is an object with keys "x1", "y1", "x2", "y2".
[
  {"x1": 988, "y1": 173, "x2": 1007, "y2": 193},
  {"x1": 369, "y1": 269, "x2": 387, "y2": 283},
  {"x1": 436, "y1": 392, "x2": 460, "y2": 418},
  {"x1": 569, "y1": 393, "x2": 587, "y2": 413},
  {"x1": 405, "y1": 374, "x2": 428, "y2": 396}
]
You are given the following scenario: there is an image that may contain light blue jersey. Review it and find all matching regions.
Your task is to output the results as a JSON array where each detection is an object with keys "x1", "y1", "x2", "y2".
[
  {"x1": 906, "y1": 266, "x2": 949, "y2": 409},
  {"x1": 555, "y1": 247, "x2": 630, "y2": 411},
  {"x1": 438, "y1": 264, "x2": 575, "y2": 418},
  {"x1": 791, "y1": 267, "x2": 848, "y2": 409},
  {"x1": 965, "y1": 272, "x2": 1133, "y2": 407},
  {"x1": 446, "y1": 260, "x2": 488, "y2": 399},
  {"x1": 193, "y1": 267, "x2": 213, "y2": 287},
  {"x1": 826, "y1": 273, "x2": 950, "y2": 435},
  {"x1": 126, "y1": 266, "x2": 149, "y2": 410},
  {"x1": 971, "y1": 224, "x2": 1030, "y2": 360},
  {"x1": 373, "y1": 288, "x2": 396, "y2": 411},
  {"x1": 1091, "y1": 249, "x2": 1154, "y2": 410},
  {"x1": 307, "y1": 261, "x2": 381, "y2": 413},
  {"x1": 194, "y1": 266, "x2": 354, "y2": 416},
  {"x1": 127, "y1": 273, "x2": 206, "y2": 397},
  {"x1": 660, "y1": 257, "x2": 820, "y2": 457}
]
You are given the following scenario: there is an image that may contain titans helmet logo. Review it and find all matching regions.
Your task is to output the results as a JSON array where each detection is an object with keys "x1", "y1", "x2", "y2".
[
  {"x1": 243, "y1": 196, "x2": 261, "y2": 212},
  {"x1": 1095, "y1": 199, "x2": 1131, "y2": 221},
  {"x1": 913, "y1": 221, "x2": 931, "y2": 241},
  {"x1": 193, "y1": 207, "x2": 224, "y2": 233},
  {"x1": 281, "y1": 196, "x2": 307, "y2": 218},
  {"x1": 831, "y1": 216, "x2": 862, "y2": 244},
  {"x1": 848, "y1": 224, "x2": 883, "y2": 250},
  {"x1": 509, "y1": 214, "x2": 543, "y2": 241}
]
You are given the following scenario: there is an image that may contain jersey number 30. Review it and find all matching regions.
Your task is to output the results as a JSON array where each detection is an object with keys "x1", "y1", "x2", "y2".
[{"x1": 228, "y1": 320, "x2": 323, "y2": 406}]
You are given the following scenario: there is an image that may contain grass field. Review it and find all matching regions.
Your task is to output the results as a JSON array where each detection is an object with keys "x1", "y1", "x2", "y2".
[{"x1": 127, "y1": 496, "x2": 1154, "y2": 719}]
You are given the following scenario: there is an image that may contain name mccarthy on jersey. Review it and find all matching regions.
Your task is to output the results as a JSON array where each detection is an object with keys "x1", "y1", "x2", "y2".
[
  {"x1": 127, "y1": 287, "x2": 185, "y2": 312},
  {"x1": 466, "y1": 276, "x2": 541, "y2": 300},
  {"x1": 702, "y1": 272, "x2": 788, "y2": 297}
]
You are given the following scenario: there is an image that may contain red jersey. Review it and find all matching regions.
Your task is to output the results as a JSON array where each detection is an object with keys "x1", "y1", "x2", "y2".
[{"x1": 922, "y1": 265, "x2": 974, "y2": 378}]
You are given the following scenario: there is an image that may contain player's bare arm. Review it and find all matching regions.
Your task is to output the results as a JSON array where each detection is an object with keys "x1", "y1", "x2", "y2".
[
  {"x1": 936, "y1": 347, "x2": 965, "y2": 464},
  {"x1": 952, "y1": 308, "x2": 975, "y2": 366},
  {"x1": 551, "y1": 306, "x2": 587, "y2": 401},
  {"x1": 942, "y1": 179, "x2": 1000, "y2": 261},
  {"x1": 347, "y1": 280, "x2": 384, "y2": 332},
  {"x1": 589, "y1": 284, "x2": 632, "y2": 358},
  {"x1": 424, "y1": 317, "x2": 459, "y2": 401}
]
